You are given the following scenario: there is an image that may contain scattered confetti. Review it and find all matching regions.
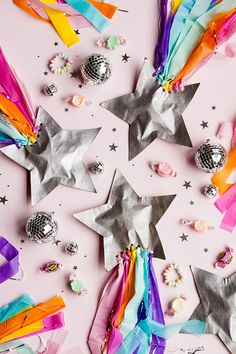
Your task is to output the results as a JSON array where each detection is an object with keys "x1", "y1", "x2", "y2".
[
  {"x1": 200, "y1": 120, "x2": 208, "y2": 129},
  {"x1": 109, "y1": 143, "x2": 118, "y2": 152},
  {"x1": 55, "y1": 240, "x2": 62, "y2": 246},
  {"x1": 183, "y1": 181, "x2": 192, "y2": 190},
  {"x1": 122, "y1": 54, "x2": 130, "y2": 63},
  {"x1": 212, "y1": 105, "x2": 216, "y2": 110},
  {"x1": 179, "y1": 233, "x2": 189, "y2": 242},
  {"x1": 0, "y1": 196, "x2": 8, "y2": 205}
]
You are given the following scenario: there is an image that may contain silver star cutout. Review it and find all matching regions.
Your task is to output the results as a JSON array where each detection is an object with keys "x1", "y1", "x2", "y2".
[
  {"x1": 182, "y1": 267, "x2": 236, "y2": 353},
  {"x1": 101, "y1": 60, "x2": 199, "y2": 160},
  {"x1": 74, "y1": 170, "x2": 175, "y2": 270},
  {"x1": 1, "y1": 107, "x2": 100, "y2": 205}
]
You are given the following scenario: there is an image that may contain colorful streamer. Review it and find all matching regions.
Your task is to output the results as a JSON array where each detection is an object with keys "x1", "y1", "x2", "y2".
[
  {"x1": 13, "y1": 0, "x2": 118, "y2": 46},
  {"x1": 155, "y1": 0, "x2": 236, "y2": 89},
  {"x1": 0, "y1": 48, "x2": 37, "y2": 147},
  {"x1": 88, "y1": 247, "x2": 207, "y2": 353}
]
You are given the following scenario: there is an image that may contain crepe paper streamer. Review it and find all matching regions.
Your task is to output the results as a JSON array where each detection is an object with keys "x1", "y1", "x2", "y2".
[
  {"x1": 44, "y1": 7, "x2": 79, "y2": 47},
  {"x1": 1, "y1": 312, "x2": 65, "y2": 344},
  {"x1": 64, "y1": 0, "x2": 110, "y2": 32},
  {"x1": 119, "y1": 249, "x2": 145, "y2": 338},
  {"x1": 13, "y1": 0, "x2": 49, "y2": 22},
  {"x1": 0, "y1": 295, "x2": 65, "y2": 340},
  {"x1": 172, "y1": 9, "x2": 236, "y2": 87},
  {"x1": 0, "y1": 48, "x2": 35, "y2": 127},
  {"x1": 107, "y1": 253, "x2": 130, "y2": 354},
  {"x1": 214, "y1": 184, "x2": 236, "y2": 232},
  {"x1": 211, "y1": 146, "x2": 236, "y2": 195},
  {"x1": 149, "y1": 253, "x2": 166, "y2": 354},
  {"x1": 115, "y1": 247, "x2": 136, "y2": 328},
  {"x1": 0, "y1": 295, "x2": 35, "y2": 324},
  {"x1": 167, "y1": 0, "x2": 236, "y2": 82},
  {"x1": 0, "y1": 114, "x2": 30, "y2": 147},
  {"x1": 0, "y1": 236, "x2": 19, "y2": 285},
  {"x1": 0, "y1": 321, "x2": 44, "y2": 344},
  {"x1": 40, "y1": 328, "x2": 67, "y2": 354},
  {"x1": 0, "y1": 95, "x2": 37, "y2": 144},
  {"x1": 0, "y1": 340, "x2": 34, "y2": 354},
  {"x1": 154, "y1": 0, "x2": 169, "y2": 73},
  {"x1": 88, "y1": 261, "x2": 125, "y2": 354}
]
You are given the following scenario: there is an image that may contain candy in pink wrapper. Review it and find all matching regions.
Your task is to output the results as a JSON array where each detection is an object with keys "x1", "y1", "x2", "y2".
[{"x1": 152, "y1": 161, "x2": 177, "y2": 177}]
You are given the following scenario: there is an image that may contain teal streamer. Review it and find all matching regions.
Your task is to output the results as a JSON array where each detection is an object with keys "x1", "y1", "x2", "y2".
[
  {"x1": 0, "y1": 340, "x2": 34, "y2": 354},
  {"x1": 161, "y1": 0, "x2": 212, "y2": 81},
  {"x1": 64, "y1": 0, "x2": 110, "y2": 32},
  {"x1": 0, "y1": 113, "x2": 29, "y2": 147},
  {"x1": 165, "y1": 0, "x2": 236, "y2": 80},
  {"x1": 0, "y1": 294, "x2": 35, "y2": 323},
  {"x1": 120, "y1": 248, "x2": 145, "y2": 338}
]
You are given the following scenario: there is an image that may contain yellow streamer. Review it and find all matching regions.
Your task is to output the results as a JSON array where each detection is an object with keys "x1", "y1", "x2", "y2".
[
  {"x1": 0, "y1": 321, "x2": 43, "y2": 343},
  {"x1": 44, "y1": 7, "x2": 80, "y2": 47},
  {"x1": 171, "y1": 0, "x2": 183, "y2": 13}
]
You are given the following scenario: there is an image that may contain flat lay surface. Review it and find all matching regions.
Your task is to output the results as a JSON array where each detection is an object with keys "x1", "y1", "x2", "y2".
[{"x1": 1, "y1": 1, "x2": 236, "y2": 353}]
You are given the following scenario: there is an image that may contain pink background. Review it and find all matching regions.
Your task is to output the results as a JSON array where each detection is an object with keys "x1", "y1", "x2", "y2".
[{"x1": 0, "y1": 1, "x2": 236, "y2": 353}]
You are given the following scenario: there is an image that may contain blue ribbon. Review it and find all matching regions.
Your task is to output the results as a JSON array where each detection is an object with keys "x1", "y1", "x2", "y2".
[
  {"x1": 64, "y1": 0, "x2": 110, "y2": 32},
  {"x1": 0, "y1": 294, "x2": 35, "y2": 323}
]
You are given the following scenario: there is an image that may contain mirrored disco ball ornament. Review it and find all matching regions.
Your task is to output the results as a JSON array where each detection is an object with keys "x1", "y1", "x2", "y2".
[
  {"x1": 25, "y1": 211, "x2": 58, "y2": 244},
  {"x1": 80, "y1": 53, "x2": 112, "y2": 85},
  {"x1": 203, "y1": 184, "x2": 218, "y2": 198},
  {"x1": 65, "y1": 242, "x2": 79, "y2": 256},
  {"x1": 194, "y1": 140, "x2": 227, "y2": 173},
  {"x1": 90, "y1": 161, "x2": 104, "y2": 174}
]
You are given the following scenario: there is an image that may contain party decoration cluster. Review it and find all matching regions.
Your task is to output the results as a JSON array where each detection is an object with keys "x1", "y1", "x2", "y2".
[
  {"x1": 155, "y1": 0, "x2": 236, "y2": 91},
  {"x1": 13, "y1": 0, "x2": 118, "y2": 47},
  {"x1": 88, "y1": 247, "x2": 207, "y2": 353},
  {"x1": 0, "y1": 48, "x2": 37, "y2": 148},
  {"x1": 0, "y1": 294, "x2": 65, "y2": 344}
]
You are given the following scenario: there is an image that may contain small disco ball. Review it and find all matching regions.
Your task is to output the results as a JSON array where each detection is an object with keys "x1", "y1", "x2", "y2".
[
  {"x1": 194, "y1": 140, "x2": 227, "y2": 173},
  {"x1": 90, "y1": 161, "x2": 104, "y2": 175},
  {"x1": 25, "y1": 211, "x2": 58, "y2": 244},
  {"x1": 65, "y1": 242, "x2": 79, "y2": 256},
  {"x1": 80, "y1": 53, "x2": 112, "y2": 85},
  {"x1": 44, "y1": 83, "x2": 58, "y2": 96},
  {"x1": 203, "y1": 184, "x2": 218, "y2": 198}
]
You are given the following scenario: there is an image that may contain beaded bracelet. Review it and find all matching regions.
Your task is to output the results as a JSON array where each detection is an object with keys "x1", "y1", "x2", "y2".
[
  {"x1": 162, "y1": 263, "x2": 184, "y2": 287},
  {"x1": 49, "y1": 53, "x2": 73, "y2": 74}
]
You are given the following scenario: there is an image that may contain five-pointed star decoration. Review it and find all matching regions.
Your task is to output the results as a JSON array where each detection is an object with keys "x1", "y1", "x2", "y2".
[
  {"x1": 74, "y1": 170, "x2": 176, "y2": 270},
  {"x1": 179, "y1": 233, "x2": 188, "y2": 242},
  {"x1": 183, "y1": 181, "x2": 192, "y2": 189},
  {"x1": 182, "y1": 267, "x2": 236, "y2": 353},
  {"x1": 1, "y1": 107, "x2": 101, "y2": 205},
  {"x1": 0, "y1": 196, "x2": 8, "y2": 205},
  {"x1": 101, "y1": 60, "x2": 199, "y2": 160},
  {"x1": 200, "y1": 120, "x2": 208, "y2": 129}
]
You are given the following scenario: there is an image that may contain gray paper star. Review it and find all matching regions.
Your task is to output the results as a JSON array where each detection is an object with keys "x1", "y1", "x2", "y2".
[
  {"x1": 74, "y1": 170, "x2": 176, "y2": 270},
  {"x1": 1, "y1": 107, "x2": 100, "y2": 205},
  {"x1": 101, "y1": 60, "x2": 199, "y2": 160},
  {"x1": 183, "y1": 267, "x2": 236, "y2": 353}
]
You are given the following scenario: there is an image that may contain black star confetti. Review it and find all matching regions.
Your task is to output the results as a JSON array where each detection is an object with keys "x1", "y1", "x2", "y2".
[
  {"x1": 73, "y1": 265, "x2": 78, "y2": 271},
  {"x1": 112, "y1": 128, "x2": 117, "y2": 132},
  {"x1": 212, "y1": 105, "x2": 216, "y2": 110},
  {"x1": 20, "y1": 239, "x2": 25, "y2": 244},
  {"x1": 54, "y1": 240, "x2": 62, "y2": 246},
  {"x1": 109, "y1": 143, "x2": 118, "y2": 151},
  {"x1": 64, "y1": 108, "x2": 69, "y2": 113},
  {"x1": 204, "y1": 248, "x2": 209, "y2": 253},
  {"x1": 122, "y1": 54, "x2": 130, "y2": 63},
  {"x1": 189, "y1": 200, "x2": 195, "y2": 205},
  {"x1": 180, "y1": 233, "x2": 188, "y2": 242},
  {"x1": 78, "y1": 84, "x2": 83, "y2": 89},
  {"x1": 54, "y1": 42, "x2": 59, "y2": 46},
  {"x1": 200, "y1": 120, "x2": 208, "y2": 129},
  {"x1": 43, "y1": 71, "x2": 48, "y2": 76},
  {"x1": 74, "y1": 29, "x2": 80, "y2": 35},
  {"x1": 70, "y1": 71, "x2": 79, "y2": 79},
  {"x1": 183, "y1": 181, "x2": 192, "y2": 189},
  {"x1": 0, "y1": 196, "x2": 8, "y2": 205}
]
